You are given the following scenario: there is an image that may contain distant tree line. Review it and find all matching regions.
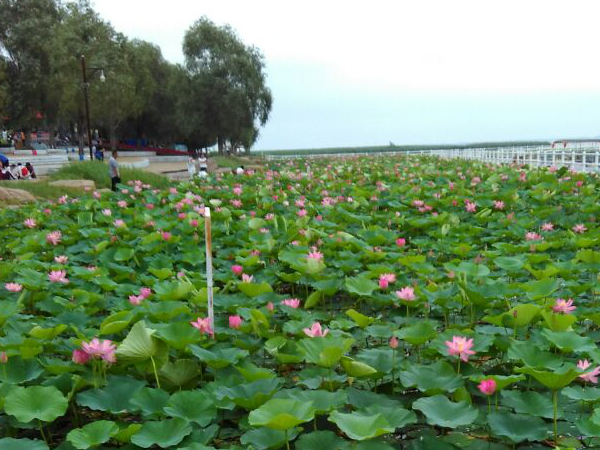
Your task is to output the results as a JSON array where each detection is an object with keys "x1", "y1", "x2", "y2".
[{"x1": 0, "y1": 0, "x2": 272, "y2": 153}]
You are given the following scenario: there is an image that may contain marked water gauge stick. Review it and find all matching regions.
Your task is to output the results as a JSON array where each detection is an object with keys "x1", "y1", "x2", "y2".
[{"x1": 205, "y1": 207, "x2": 215, "y2": 338}]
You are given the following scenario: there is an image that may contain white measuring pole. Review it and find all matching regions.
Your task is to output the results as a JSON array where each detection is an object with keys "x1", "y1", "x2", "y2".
[{"x1": 204, "y1": 207, "x2": 215, "y2": 338}]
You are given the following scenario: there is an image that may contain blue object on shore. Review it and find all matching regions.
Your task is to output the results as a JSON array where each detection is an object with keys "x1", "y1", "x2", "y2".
[
  {"x1": 0, "y1": 153, "x2": 8, "y2": 166},
  {"x1": 79, "y1": 154, "x2": 84, "y2": 161}
]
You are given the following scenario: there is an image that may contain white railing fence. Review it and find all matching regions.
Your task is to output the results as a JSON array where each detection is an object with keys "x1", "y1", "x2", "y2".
[{"x1": 264, "y1": 146, "x2": 600, "y2": 173}]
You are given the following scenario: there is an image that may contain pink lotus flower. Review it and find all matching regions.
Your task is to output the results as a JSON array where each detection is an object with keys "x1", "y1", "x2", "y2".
[
  {"x1": 396, "y1": 238, "x2": 406, "y2": 247},
  {"x1": 54, "y1": 255, "x2": 68, "y2": 264},
  {"x1": 478, "y1": 379, "x2": 496, "y2": 395},
  {"x1": 445, "y1": 336, "x2": 476, "y2": 362},
  {"x1": 23, "y1": 218, "x2": 36, "y2": 228},
  {"x1": 493, "y1": 201, "x2": 504, "y2": 210},
  {"x1": 190, "y1": 219, "x2": 198, "y2": 227},
  {"x1": 0, "y1": 352, "x2": 7, "y2": 363},
  {"x1": 81, "y1": 338, "x2": 116, "y2": 364},
  {"x1": 553, "y1": 298, "x2": 576, "y2": 314},
  {"x1": 140, "y1": 287, "x2": 152, "y2": 299},
  {"x1": 379, "y1": 273, "x2": 396, "y2": 289},
  {"x1": 465, "y1": 201, "x2": 477, "y2": 213},
  {"x1": 178, "y1": 213, "x2": 187, "y2": 220},
  {"x1": 190, "y1": 317, "x2": 213, "y2": 335},
  {"x1": 72, "y1": 349, "x2": 90, "y2": 365},
  {"x1": 541, "y1": 222, "x2": 554, "y2": 231},
  {"x1": 117, "y1": 200, "x2": 127, "y2": 208},
  {"x1": 389, "y1": 336, "x2": 399, "y2": 349},
  {"x1": 169, "y1": 187, "x2": 178, "y2": 194},
  {"x1": 525, "y1": 232, "x2": 542, "y2": 241},
  {"x1": 48, "y1": 270, "x2": 68, "y2": 284},
  {"x1": 578, "y1": 360, "x2": 600, "y2": 383},
  {"x1": 241, "y1": 274, "x2": 254, "y2": 283},
  {"x1": 232, "y1": 265, "x2": 244, "y2": 276},
  {"x1": 297, "y1": 209, "x2": 307, "y2": 217},
  {"x1": 161, "y1": 231, "x2": 171, "y2": 241},
  {"x1": 129, "y1": 295, "x2": 143, "y2": 305},
  {"x1": 146, "y1": 203, "x2": 154, "y2": 210},
  {"x1": 102, "y1": 209, "x2": 112, "y2": 216},
  {"x1": 572, "y1": 224, "x2": 587, "y2": 234},
  {"x1": 114, "y1": 219, "x2": 125, "y2": 228},
  {"x1": 46, "y1": 231, "x2": 62, "y2": 246},
  {"x1": 229, "y1": 315, "x2": 243, "y2": 329},
  {"x1": 303, "y1": 322, "x2": 329, "y2": 338},
  {"x1": 5, "y1": 283, "x2": 23, "y2": 292},
  {"x1": 307, "y1": 251, "x2": 324, "y2": 261},
  {"x1": 266, "y1": 302, "x2": 274, "y2": 312},
  {"x1": 93, "y1": 191, "x2": 101, "y2": 199},
  {"x1": 395, "y1": 286, "x2": 416, "y2": 301},
  {"x1": 282, "y1": 298, "x2": 301, "y2": 308},
  {"x1": 233, "y1": 186, "x2": 242, "y2": 196}
]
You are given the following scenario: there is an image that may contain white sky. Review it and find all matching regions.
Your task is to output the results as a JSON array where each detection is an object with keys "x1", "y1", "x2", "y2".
[{"x1": 92, "y1": 0, "x2": 600, "y2": 149}]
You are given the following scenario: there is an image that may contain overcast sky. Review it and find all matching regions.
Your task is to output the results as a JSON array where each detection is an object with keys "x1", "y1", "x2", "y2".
[{"x1": 92, "y1": 0, "x2": 600, "y2": 150}]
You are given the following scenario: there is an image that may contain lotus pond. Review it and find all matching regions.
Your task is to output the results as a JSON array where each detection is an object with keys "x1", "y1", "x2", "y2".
[{"x1": 0, "y1": 156, "x2": 599, "y2": 450}]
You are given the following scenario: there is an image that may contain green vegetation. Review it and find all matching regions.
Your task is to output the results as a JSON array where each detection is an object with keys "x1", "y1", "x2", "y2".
[
  {"x1": 0, "y1": 156, "x2": 598, "y2": 448},
  {"x1": 49, "y1": 161, "x2": 171, "y2": 189}
]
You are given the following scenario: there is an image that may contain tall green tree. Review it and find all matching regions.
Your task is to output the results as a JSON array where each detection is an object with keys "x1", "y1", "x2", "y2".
[
  {"x1": 0, "y1": 0, "x2": 62, "y2": 132},
  {"x1": 182, "y1": 17, "x2": 272, "y2": 153}
]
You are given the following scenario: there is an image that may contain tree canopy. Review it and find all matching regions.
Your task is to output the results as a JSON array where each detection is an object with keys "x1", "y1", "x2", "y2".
[{"x1": 0, "y1": 0, "x2": 272, "y2": 152}]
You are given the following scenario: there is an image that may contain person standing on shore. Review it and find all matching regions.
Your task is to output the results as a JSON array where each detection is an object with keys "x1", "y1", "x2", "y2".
[{"x1": 109, "y1": 150, "x2": 120, "y2": 191}]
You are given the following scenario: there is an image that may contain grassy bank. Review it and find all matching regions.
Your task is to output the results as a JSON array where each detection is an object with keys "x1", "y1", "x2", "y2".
[
  {"x1": 0, "y1": 180, "x2": 84, "y2": 204},
  {"x1": 49, "y1": 160, "x2": 172, "y2": 189}
]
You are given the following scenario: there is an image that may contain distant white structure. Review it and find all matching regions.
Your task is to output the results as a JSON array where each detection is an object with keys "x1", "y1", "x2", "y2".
[{"x1": 551, "y1": 139, "x2": 600, "y2": 149}]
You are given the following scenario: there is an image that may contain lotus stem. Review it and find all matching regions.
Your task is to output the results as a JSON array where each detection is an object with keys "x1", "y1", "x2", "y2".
[
  {"x1": 150, "y1": 356, "x2": 161, "y2": 388},
  {"x1": 391, "y1": 349, "x2": 396, "y2": 394},
  {"x1": 285, "y1": 428, "x2": 290, "y2": 450},
  {"x1": 38, "y1": 420, "x2": 48, "y2": 445},
  {"x1": 553, "y1": 389, "x2": 558, "y2": 443}
]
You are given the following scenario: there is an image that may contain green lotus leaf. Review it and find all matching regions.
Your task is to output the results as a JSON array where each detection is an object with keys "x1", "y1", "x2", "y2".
[
  {"x1": 189, "y1": 345, "x2": 248, "y2": 369},
  {"x1": 114, "y1": 247, "x2": 135, "y2": 261},
  {"x1": 395, "y1": 321, "x2": 437, "y2": 345},
  {"x1": 488, "y1": 412, "x2": 548, "y2": 443},
  {"x1": 295, "y1": 431, "x2": 350, "y2": 450},
  {"x1": 540, "y1": 310, "x2": 578, "y2": 332},
  {"x1": 341, "y1": 356, "x2": 378, "y2": 378},
  {"x1": 515, "y1": 366, "x2": 581, "y2": 390},
  {"x1": 412, "y1": 395, "x2": 478, "y2": 428},
  {"x1": 99, "y1": 310, "x2": 133, "y2": 335},
  {"x1": 563, "y1": 386, "x2": 600, "y2": 402},
  {"x1": 236, "y1": 362, "x2": 277, "y2": 382},
  {"x1": 66, "y1": 420, "x2": 119, "y2": 449},
  {"x1": 0, "y1": 356, "x2": 44, "y2": 384},
  {"x1": 76, "y1": 375, "x2": 145, "y2": 413},
  {"x1": 328, "y1": 410, "x2": 394, "y2": 441},
  {"x1": 345, "y1": 276, "x2": 378, "y2": 297},
  {"x1": 238, "y1": 282, "x2": 273, "y2": 298},
  {"x1": 153, "y1": 281, "x2": 194, "y2": 301},
  {"x1": 164, "y1": 389, "x2": 216, "y2": 427},
  {"x1": 130, "y1": 387, "x2": 170, "y2": 418},
  {"x1": 494, "y1": 256, "x2": 525, "y2": 271},
  {"x1": 500, "y1": 389, "x2": 556, "y2": 418},
  {"x1": 541, "y1": 329, "x2": 595, "y2": 353},
  {"x1": 4, "y1": 385, "x2": 68, "y2": 423},
  {"x1": 217, "y1": 378, "x2": 282, "y2": 410},
  {"x1": 28, "y1": 324, "x2": 67, "y2": 340},
  {"x1": 400, "y1": 361, "x2": 463, "y2": 395},
  {"x1": 506, "y1": 340, "x2": 564, "y2": 369},
  {"x1": 249, "y1": 398, "x2": 315, "y2": 430},
  {"x1": 130, "y1": 418, "x2": 192, "y2": 448},
  {"x1": 361, "y1": 404, "x2": 417, "y2": 429},
  {"x1": 356, "y1": 348, "x2": 394, "y2": 375},
  {"x1": 152, "y1": 322, "x2": 201, "y2": 350},
  {"x1": 240, "y1": 427, "x2": 300, "y2": 450},
  {"x1": 345, "y1": 308, "x2": 375, "y2": 328},
  {"x1": 297, "y1": 336, "x2": 355, "y2": 368},
  {"x1": 159, "y1": 359, "x2": 199, "y2": 388},
  {"x1": 0, "y1": 438, "x2": 49, "y2": 450},
  {"x1": 521, "y1": 278, "x2": 559, "y2": 300},
  {"x1": 116, "y1": 320, "x2": 162, "y2": 361},
  {"x1": 274, "y1": 388, "x2": 347, "y2": 414},
  {"x1": 577, "y1": 417, "x2": 600, "y2": 437}
]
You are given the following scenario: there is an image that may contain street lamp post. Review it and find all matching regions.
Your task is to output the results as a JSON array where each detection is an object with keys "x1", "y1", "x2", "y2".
[{"x1": 80, "y1": 55, "x2": 105, "y2": 161}]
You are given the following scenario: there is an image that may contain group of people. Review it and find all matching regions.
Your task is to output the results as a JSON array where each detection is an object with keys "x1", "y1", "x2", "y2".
[{"x1": 0, "y1": 159, "x2": 36, "y2": 180}]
